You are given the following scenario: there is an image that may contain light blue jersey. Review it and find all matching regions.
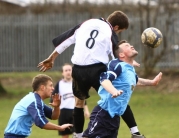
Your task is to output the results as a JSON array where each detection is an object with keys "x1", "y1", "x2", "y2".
[
  {"x1": 4, "y1": 92, "x2": 52, "y2": 136},
  {"x1": 98, "y1": 59, "x2": 138, "y2": 118}
]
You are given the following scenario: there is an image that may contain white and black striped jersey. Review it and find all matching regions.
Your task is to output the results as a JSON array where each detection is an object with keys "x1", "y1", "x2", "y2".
[
  {"x1": 53, "y1": 79, "x2": 75, "y2": 109},
  {"x1": 53, "y1": 18, "x2": 118, "y2": 65}
]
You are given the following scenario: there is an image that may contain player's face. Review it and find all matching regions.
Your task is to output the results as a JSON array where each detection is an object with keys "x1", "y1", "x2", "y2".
[
  {"x1": 120, "y1": 43, "x2": 138, "y2": 58},
  {"x1": 44, "y1": 80, "x2": 54, "y2": 98},
  {"x1": 62, "y1": 65, "x2": 72, "y2": 80}
]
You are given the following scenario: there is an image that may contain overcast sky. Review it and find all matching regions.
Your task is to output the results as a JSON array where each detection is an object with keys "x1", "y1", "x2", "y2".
[{"x1": 1, "y1": 0, "x2": 155, "y2": 7}]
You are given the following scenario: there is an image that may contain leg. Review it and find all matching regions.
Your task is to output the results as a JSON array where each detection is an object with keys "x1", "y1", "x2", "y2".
[
  {"x1": 72, "y1": 64, "x2": 106, "y2": 138},
  {"x1": 72, "y1": 79, "x2": 90, "y2": 138},
  {"x1": 61, "y1": 135, "x2": 69, "y2": 138},
  {"x1": 83, "y1": 105, "x2": 120, "y2": 138},
  {"x1": 121, "y1": 105, "x2": 145, "y2": 137},
  {"x1": 59, "y1": 109, "x2": 74, "y2": 138},
  {"x1": 121, "y1": 105, "x2": 139, "y2": 133},
  {"x1": 73, "y1": 97, "x2": 85, "y2": 138}
]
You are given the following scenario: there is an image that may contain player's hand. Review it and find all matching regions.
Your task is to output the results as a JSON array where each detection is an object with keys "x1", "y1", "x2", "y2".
[
  {"x1": 133, "y1": 60, "x2": 140, "y2": 67},
  {"x1": 111, "y1": 90, "x2": 123, "y2": 98},
  {"x1": 60, "y1": 124, "x2": 73, "y2": 131},
  {"x1": 37, "y1": 58, "x2": 54, "y2": 72},
  {"x1": 152, "y1": 72, "x2": 162, "y2": 86},
  {"x1": 49, "y1": 94, "x2": 61, "y2": 107}
]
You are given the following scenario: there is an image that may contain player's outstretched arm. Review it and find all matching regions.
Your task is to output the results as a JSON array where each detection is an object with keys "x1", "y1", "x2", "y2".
[
  {"x1": 42, "y1": 122, "x2": 73, "y2": 131},
  {"x1": 37, "y1": 50, "x2": 59, "y2": 72},
  {"x1": 137, "y1": 72, "x2": 162, "y2": 86}
]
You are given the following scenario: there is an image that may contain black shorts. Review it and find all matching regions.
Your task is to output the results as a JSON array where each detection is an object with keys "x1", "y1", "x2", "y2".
[
  {"x1": 72, "y1": 63, "x2": 107, "y2": 100},
  {"x1": 58, "y1": 108, "x2": 74, "y2": 135},
  {"x1": 82, "y1": 105, "x2": 120, "y2": 138}
]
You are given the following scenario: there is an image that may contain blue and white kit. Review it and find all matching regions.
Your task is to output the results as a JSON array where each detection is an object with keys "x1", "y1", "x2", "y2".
[{"x1": 4, "y1": 92, "x2": 52, "y2": 137}]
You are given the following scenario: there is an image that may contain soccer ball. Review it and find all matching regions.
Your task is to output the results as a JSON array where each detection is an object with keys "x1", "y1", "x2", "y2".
[{"x1": 141, "y1": 27, "x2": 163, "y2": 48}]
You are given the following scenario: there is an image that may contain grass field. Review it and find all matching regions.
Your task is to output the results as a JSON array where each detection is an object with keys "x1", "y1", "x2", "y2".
[{"x1": 0, "y1": 72, "x2": 179, "y2": 138}]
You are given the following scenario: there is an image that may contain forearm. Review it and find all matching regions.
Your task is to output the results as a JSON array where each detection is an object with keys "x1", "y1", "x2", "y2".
[
  {"x1": 137, "y1": 78, "x2": 154, "y2": 86},
  {"x1": 42, "y1": 122, "x2": 63, "y2": 131},
  {"x1": 84, "y1": 104, "x2": 90, "y2": 114},
  {"x1": 101, "y1": 80, "x2": 118, "y2": 94},
  {"x1": 137, "y1": 72, "x2": 162, "y2": 86},
  {"x1": 84, "y1": 104, "x2": 90, "y2": 118},
  {"x1": 48, "y1": 50, "x2": 59, "y2": 61},
  {"x1": 84, "y1": 105, "x2": 89, "y2": 112},
  {"x1": 51, "y1": 107, "x2": 60, "y2": 120}
]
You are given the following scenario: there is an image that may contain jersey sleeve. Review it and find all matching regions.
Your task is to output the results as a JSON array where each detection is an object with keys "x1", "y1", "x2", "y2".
[
  {"x1": 111, "y1": 30, "x2": 119, "y2": 58},
  {"x1": 27, "y1": 101, "x2": 49, "y2": 128},
  {"x1": 53, "y1": 24, "x2": 81, "y2": 54},
  {"x1": 43, "y1": 104, "x2": 53, "y2": 119},
  {"x1": 100, "y1": 59, "x2": 122, "y2": 83}
]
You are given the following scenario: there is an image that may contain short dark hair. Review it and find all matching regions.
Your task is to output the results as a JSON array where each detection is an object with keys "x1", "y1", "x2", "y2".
[
  {"x1": 114, "y1": 40, "x2": 128, "y2": 58},
  {"x1": 32, "y1": 74, "x2": 52, "y2": 91},
  {"x1": 107, "y1": 11, "x2": 129, "y2": 30},
  {"x1": 118, "y1": 40, "x2": 128, "y2": 45}
]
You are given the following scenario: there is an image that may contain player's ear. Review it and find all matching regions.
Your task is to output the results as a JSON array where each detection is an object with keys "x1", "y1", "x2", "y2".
[
  {"x1": 113, "y1": 25, "x2": 119, "y2": 31},
  {"x1": 119, "y1": 53, "x2": 124, "y2": 58},
  {"x1": 40, "y1": 84, "x2": 45, "y2": 91}
]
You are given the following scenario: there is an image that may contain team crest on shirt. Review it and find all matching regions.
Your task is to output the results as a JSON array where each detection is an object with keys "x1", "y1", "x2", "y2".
[{"x1": 63, "y1": 93, "x2": 74, "y2": 100}]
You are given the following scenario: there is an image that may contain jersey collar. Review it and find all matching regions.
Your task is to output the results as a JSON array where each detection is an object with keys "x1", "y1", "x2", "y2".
[{"x1": 99, "y1": 17, "x2": 113, "y2": 30}]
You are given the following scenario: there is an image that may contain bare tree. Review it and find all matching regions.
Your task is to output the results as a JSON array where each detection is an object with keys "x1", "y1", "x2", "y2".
[{"x1": 137, "y1": 0, "x2": 179, "y2": 77}]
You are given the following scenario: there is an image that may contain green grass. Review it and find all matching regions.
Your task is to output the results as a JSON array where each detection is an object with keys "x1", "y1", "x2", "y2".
[
  {"x1": 0, "y1": 72, "x2": 179, "y2": 138},
  {"x1": 0, "y1": 72, "x2": 60, "y2": 95}
]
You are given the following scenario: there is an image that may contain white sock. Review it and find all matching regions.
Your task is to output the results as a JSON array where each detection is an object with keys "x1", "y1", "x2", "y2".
[
  {"x1": 75, "y1": 133, "x2": 83, "y2": 137},
  {"x1": 130, "y1": 126, "x2": 139, "y2": 134}
]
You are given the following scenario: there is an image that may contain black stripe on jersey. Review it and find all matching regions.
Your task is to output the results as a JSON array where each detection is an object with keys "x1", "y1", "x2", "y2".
[
  {"x1": 111, "y1": 31, "x2": 119, "y2": 58},
  {"x1": 99, "y1": 17, "x2": 119, "y2": 58},
  {"x1": 52, "y1": 24, "x2": 81, "y2": 47},
  {"x1": 27, "y1": 94, "x2": 49, "y2": 128},
  {"x1": 99, "y1": 17, "x2": 113, "y2": 30}
]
